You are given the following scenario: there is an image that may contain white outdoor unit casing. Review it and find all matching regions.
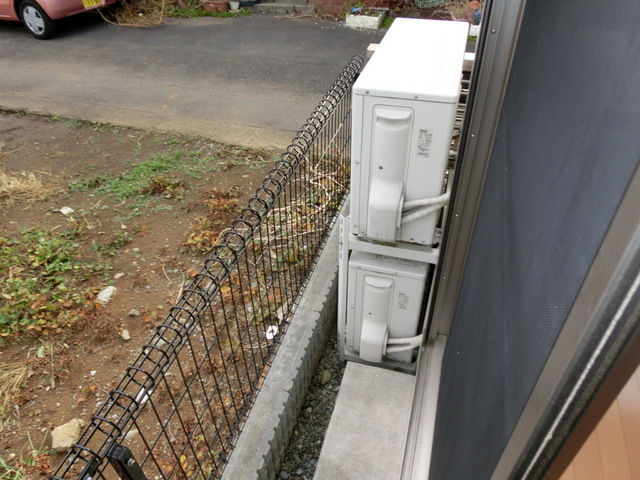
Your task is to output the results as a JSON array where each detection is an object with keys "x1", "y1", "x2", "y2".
[
  {"x1": 350, "y1": 18, "x2": 469, "y2": 245},
  {"x1": 346, "y1": 251, "x2": 428, "y2": 364}
]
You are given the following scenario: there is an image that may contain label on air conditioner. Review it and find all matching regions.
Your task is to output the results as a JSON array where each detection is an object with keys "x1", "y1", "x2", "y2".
[
  {"x1": 417, "y1": 129, "x2": 433, "y2": 158},
  {"x1": 398, "y1": 292, "x2": 410, "y2": 310}
]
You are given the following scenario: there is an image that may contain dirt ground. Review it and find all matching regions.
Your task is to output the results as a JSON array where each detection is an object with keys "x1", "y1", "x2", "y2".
[{"x1": 0, "y1": 110, "x2": 275, "y2": 476}]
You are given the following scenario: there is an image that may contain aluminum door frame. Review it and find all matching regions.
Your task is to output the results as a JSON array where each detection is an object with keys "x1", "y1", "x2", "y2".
[
  {"x1": 427, "y1": 0, "x2": 529, "y2": 343},
  {"x1": 402, "y1": 0, "x2": 530, "y2": 477}
]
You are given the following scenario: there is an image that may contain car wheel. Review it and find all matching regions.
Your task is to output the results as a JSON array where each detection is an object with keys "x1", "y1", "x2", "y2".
[{"x1": 19, "y1": 0, "x2": 56, "y2": 39}]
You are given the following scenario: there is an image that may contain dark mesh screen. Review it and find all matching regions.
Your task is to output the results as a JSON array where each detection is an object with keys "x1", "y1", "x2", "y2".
[{"x1": 429, "y1": 1, "x2": 640, "y2": 478}]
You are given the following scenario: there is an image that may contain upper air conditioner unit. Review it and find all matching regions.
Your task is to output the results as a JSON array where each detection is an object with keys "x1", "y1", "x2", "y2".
[{"x1": 350, "y1": 18, "x2": 468, "y2": 246}]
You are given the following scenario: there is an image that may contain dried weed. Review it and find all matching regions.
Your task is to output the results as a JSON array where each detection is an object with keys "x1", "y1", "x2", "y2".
[
  {"x1": 0, "y1": 362, "x2": 29, "y2": 427},
  {"x1": 0, "y1": 171, "x2": 55, "y2": 208},
  {"x1": 100, "y1": 0, "x2": 167, "y2": 27}
]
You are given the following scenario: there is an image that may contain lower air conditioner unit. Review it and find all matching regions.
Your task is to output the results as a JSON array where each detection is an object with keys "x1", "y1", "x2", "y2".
[{"x1": 344, "y1": 250, "x2": 428, "y2": 367}]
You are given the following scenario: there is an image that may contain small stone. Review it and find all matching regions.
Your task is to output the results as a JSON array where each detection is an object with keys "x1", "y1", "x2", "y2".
[
  {"x1": 124, "y1": 429, "x2": 139, "y2": 440},
  {"x1": 96, "y1": 286, "x2": 116, "y2": 304},
  {"x1": 152, "y1": 338, "x2": 168, "y2": 349},
  {"x1": 59, "y1": 206, "x2": 74, "y2": 215},
  {"x1": 121, "y1": 329, "x2": 131, "y2": 341},
  {"x1": 114, "y1": 273, "x2": 125, "y2": 280},
  {"x1": 51, "y1": 418, "x2": 85, "y2": 452},
  {"x1": 279, "y1": 472, "x2": 289, "y2": 480},
  {"x1": 319, "y1": 370, "x2": 331, "y2": 385},
  {"x1": 128, "y1": 309, "x2": 141, "y2": 317},
  {"x1": 320, "y1": 370, "x2": 331, "y2": 385}
]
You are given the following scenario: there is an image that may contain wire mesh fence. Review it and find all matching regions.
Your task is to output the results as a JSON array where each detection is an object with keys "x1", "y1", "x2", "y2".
[{"x1": 51, "y1": 55, "x2": 363, "y2": 480}]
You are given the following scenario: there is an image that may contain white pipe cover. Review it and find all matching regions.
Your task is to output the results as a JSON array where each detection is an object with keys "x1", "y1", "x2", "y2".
[
  {"x1": 360, "y1": 275, "x2": 393, "y2": 363},
  {"x1": 366, "y1": 106, "x2": 413, "y2": 242}
]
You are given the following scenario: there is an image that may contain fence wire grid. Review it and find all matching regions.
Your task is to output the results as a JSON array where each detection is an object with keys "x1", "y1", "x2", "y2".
[{"x1": 52, "y1": 55, "x2": 363, "y2": 480}]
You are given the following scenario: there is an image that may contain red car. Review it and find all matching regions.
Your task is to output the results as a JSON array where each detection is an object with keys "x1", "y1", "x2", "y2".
[{"x1": 0, "y1": 0, "x2": 114, "y2": 39}]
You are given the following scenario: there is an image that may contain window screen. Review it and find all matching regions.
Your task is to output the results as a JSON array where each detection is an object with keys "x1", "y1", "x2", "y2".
[{"x1": 429, "y1": 1, "x2": 640, "y2": 479}]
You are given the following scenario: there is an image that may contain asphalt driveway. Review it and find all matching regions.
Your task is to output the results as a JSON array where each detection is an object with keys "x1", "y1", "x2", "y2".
[{"x1": 0, "y1": 14, "x2": 385, "y2": 148}]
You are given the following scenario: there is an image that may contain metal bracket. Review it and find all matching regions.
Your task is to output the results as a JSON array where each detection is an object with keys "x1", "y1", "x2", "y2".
[
  {"x1": 106, "y1": 443, "x2": 148, "y2": 480},
  {"x1": 78, "y1": 456, "x2": 101, "y2": 480}
]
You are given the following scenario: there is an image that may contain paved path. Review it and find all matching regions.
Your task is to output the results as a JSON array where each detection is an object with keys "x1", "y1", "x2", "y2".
[{"x1": 0, "y1": 14, "x2": 384, "y2": 149}]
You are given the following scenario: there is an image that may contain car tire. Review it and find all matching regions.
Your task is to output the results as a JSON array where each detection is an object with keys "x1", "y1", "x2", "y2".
[{"x1": 19, "y1": 0, "x2": 56, "y2": 39}]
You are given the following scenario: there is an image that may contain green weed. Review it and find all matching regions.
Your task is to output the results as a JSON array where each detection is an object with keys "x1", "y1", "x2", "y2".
[
  {"x1": 161, "y1": 135, "x2": 189, "y2": 146},
  {"x1": 0, "y1": 432, "x2": 53, "y2": 479},
  {"x1": 0, "y1": 453, "x2": 26, "y2": 479},
  {"x1": 0, "y1": 228, "x2": 110, "y2": 338},
  {"x1": 93, "y1": 231, "x2": 132, "y2": 257},
  {"x1": 46, "y1": 116, "x2": 122, "y2": 135},
  {"x1": 66, "y1": 148, "x2": 225, "y2": 204},
  {"x1": 48, "y1": 116, "x2": 86, "y2": 128},
  {"x1": 165, "y1": 6, "x2": 251, "y2": 18}
]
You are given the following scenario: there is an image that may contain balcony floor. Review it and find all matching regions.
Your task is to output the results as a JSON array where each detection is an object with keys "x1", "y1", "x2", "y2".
[{"x1": 559, "y1": 365, "x2": 640, "y2": 480}]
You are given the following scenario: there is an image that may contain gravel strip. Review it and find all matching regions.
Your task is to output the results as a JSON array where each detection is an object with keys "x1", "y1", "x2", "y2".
[{"x1": 277, "y1": 328, "x2": 344, "y2": 480}]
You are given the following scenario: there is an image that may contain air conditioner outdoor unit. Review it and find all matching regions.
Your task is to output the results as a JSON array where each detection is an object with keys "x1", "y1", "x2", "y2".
[
  {"x1": 339, "y1": 18, "x2": 468, "y2": 370},
  {"x1": 350, "y1": 18, "x2": 468, "y2": 246},
  {"x1": 346, "y1": 251, "x2": 428, "y2": 365}
]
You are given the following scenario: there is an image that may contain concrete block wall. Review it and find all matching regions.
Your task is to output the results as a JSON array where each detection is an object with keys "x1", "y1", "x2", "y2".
[{"x1": 221, "y1": 225, "x2": 340, "y2": 480}]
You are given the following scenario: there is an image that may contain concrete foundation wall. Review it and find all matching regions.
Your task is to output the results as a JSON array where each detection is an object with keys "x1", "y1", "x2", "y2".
[{"x1": 221, "y1": 224, "x2": 340, "y2": 480}]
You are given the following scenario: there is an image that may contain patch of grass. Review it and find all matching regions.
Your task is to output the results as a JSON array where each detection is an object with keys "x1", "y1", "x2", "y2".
[
  {"x1": 0, "y1": 227, "x2": 110, "y2": 338},
  {"x1": 107, "y1": 162, "x2": 175, "y2": 199},
  {"x1": 5, "y1": 110, "x2": 37, "y2": 120},
  {"x1": 160, "y1": 135, "x2": 189, "y2": 146},
  {"x1": 67, "y1": 134, "x2": 273, "y2": 192},
  {"x1": 69, "y1": 151, "x2": 185, "y2": 200},
  {"x1": 67, "y1": 175, "x2": 109, "y2": 193},
  {"x1": 101, "y1": 0, "x2": 250, "y2": 26},
  {"x1": 0, "y1": 432, "x2": 53, "y2": 478},
  {"x1": 165, "y1": 6, "x2": 251, "y2": 18},
  {"x1": 46, "y1": 116, "x2": 122, "y2": 134},
  {"x1": 47, "y1": 116, "x2": 86, "y2": 128},
  {"x1": 68, "y1": 145, "x2": 270, "y2": 204},
  {"x1": 93, "y1": 231, "x2": 132, "y2": 256}
]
